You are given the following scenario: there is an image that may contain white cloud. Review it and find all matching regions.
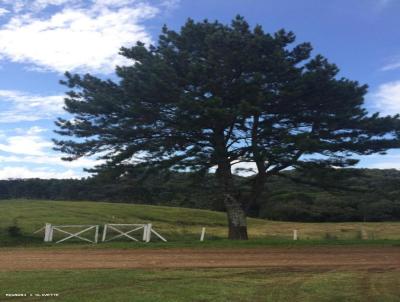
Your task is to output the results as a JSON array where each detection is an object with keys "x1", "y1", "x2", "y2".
[
  {"x1": 93, "y1": 0, "x2": 138, "y2": 9},
  {"x1": 371, "y1": 81, "x2": 400, "y2": 115},
  {"x1": 381, "y1": 55, "x2": 400, "y2": 71},
  {"x1": 0, "y1": 166, "x2": 83, "y2": 179},
  {"x1": 159, "y1": 0, "x2": 180, "y2": 10},
  {"x1": 0, "y1": 153, "x2": 99, "y2": 168},
  {"x1": 25, "y1": 126, "x2": 47, "y2": 135},
  {"x1": 0, "y1": 1, "x2": 159, "y2": 73},
  {"x1": 382, "y1": 61, "x2": 400, "y2": 71},
  {"x1": 0, "y1": 126, "x2": 101, "y2": 178},
  {"x1": 1, "y1": 0, "x2": 133, "y2": 12},
  {"x1": 367, "y1": 161, "x2": 400, "y2": 169},
  {"x1": 0, "y1": 89, "x2": 65, "y2": 123},
  {"x1": 32, "y1": 0, "x2": 78, "y2": 10},
  {"x1": 0, "y1": 7, "x2": 9, "y2": 16},
  {"x1": 0, "y1": 126, "x2": 101, "y2": 166},
  {"x1": 0, "y1": 129, "x2": 53, "y2": 155}
]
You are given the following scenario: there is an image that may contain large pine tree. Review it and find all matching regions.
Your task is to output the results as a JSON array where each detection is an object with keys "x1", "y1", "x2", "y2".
[{"x1": 54, "y1": 16, "x2": 400, "y2": 239}]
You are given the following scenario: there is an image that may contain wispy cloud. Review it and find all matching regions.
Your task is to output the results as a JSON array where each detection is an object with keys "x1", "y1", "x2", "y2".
[
  {"x1": 0, "y1": 126, "x2": 99, "y2": 165},
  {"x1": 0, "y1": 153, "x2": 99, "y2": 168},
  {"x1": 0, "y1": 89, "x2": 65, "y2": 123},
  {"x1": 0, "y1": 0, "x2": 163, "y2": 73},
  {"x1": 382, "y1": 56, "x2": 400, "y2": 71},
  {"x1": 0, "y1": 166, "x2": 83, "y2": 179},
  {"x1": 0, "y1": 0, "x2": 159, "y2": 13},
  {"x1": 367, "y1": 161, "x2": 400, "y2": 169},
  {"x1": 0, "y1": 7, "x2": 9, "y2": 16},
  {"x1": 382, "y1": 62, "x2": 400, "y2": 71},
  {"x1": 0, "y1": 126, "x2": 101, "y2": 179},
  {"x1": 0, "y1": 126, "x2": 53, "y2": 156},
  {"x1": 370, "y1": 81, "x2": 400, "y2": 115}
]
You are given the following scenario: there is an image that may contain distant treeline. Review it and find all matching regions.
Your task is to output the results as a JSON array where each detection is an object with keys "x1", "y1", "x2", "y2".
[{"x1": 0, "y1": 168, "x2": 399, "y2": 222}]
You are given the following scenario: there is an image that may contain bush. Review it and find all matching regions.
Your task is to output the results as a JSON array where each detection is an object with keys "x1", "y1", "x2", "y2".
[{"x1": 7, "y1": 225, "x2": 22, "y2": 237}]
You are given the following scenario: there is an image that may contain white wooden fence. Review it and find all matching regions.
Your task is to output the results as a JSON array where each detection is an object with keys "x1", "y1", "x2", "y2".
[
  {"x1": 102, "y1": 224, "x2": 146, "y2": 242},
  {"x1": 43, "y1": 223, "x2": 99, "y2": 244},
  {"x1": 40, "y1": 223, "x2": 166, "y2": 243},
  {"x1": 102, "y1": 223, "x2": 167, "y2": 242}
]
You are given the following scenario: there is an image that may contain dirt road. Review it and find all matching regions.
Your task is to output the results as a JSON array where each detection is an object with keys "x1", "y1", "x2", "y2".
[{"x1": 0, "y1": 247, "x2": 399, "y2": 271}]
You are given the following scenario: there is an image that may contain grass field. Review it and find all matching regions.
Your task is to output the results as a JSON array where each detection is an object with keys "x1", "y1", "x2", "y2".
[
  {"x1": 1, "y1": 268, "x2": 400, "y2": 302},
  {"x1": 1, "y1": 199, "x2": 400, "y2": 246},
  {"x1": 1, "y1": 199, "x2": 400, "y2": 302}
]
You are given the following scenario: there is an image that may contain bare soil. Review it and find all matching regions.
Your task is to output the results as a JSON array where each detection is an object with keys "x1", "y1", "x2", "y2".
[{"x1": 0, "y1": 247, "x2": 399, "y2": 271}]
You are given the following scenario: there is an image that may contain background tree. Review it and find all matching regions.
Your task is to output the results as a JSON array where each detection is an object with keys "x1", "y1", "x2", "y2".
[{"x1": 54, "y1": 16, "x2": 400, "y2": 239}]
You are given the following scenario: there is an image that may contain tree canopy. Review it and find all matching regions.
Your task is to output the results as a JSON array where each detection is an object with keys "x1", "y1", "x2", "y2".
[{"x1": 54, "y1": 16, "x2": 400, "y2": 239}]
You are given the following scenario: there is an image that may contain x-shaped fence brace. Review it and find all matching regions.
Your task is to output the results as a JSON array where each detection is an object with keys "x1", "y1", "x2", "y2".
[
  {"x1": 43, "y1": 224, "x2": 99, "y2": 243},
  {"x1": 148, "y1": 226, "x2": 168, "y2": 242},
  {"x1": 40, "y1": 223, "x2": 166, "y2": 243},
  {"x1": 102, "y1": 224, "x2": 145, "y2": 242},
  {"x1": 102, "y1": 223, "x2": 167, "y2": 242}
]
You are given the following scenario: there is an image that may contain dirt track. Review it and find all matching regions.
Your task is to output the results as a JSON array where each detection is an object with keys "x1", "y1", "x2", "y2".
[{"x1": 0, "y1": 247, "x2": 399, "y2": 271}]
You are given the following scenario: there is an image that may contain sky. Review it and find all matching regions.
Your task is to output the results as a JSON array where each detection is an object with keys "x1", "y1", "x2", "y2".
[{"x1": 0, "y1": 0, "x2": 399, "y2": 179}]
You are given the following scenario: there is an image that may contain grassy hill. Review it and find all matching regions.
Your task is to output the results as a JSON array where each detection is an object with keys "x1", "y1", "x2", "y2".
[{"x1": 1, "y1": 199, "x2": 400, "y2": 246}]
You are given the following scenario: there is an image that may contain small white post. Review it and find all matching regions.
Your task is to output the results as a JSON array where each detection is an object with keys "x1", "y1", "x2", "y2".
[
  {"x1": 49, "y1": 226, "x2": 54, "y2": 242},
  {"x1": 102, "y1": 224, "x2": 108, "y2": 242},
  {"x1": 146, "y1": 223, "x2": 152, "y2": 242},
  {"x1": 142, "y1": 224, "x2": 148, "y2": 241},
  {"x1": 44, "y1": 223, "x2": 52, "y2": 242},
  {"x1": 200, "y1": 227, "x2": 206, "y2": 241},
  {"x1": 94, "y1": 225, "x2": 99, "y2": 243},
  {"x1": 293, "y1": 229, "x2": 298, "y2": 240}
]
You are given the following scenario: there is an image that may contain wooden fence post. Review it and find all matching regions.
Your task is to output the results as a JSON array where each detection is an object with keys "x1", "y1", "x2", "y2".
[
  {"x1": 94, "y1": 225, "x2": 99, "y2": 243},
  {"x1": 200, "y1": 227, "x2": 206, "y2": 241},
  {"x1": 146, "y1": 223, "x2": 152, "y2": 242},
  {"x1": 142, "y1": 224, "x2": 148, "y2": 241},
  {"x1": 102, "y1": 224, "x2": 108, "y2": 242},
  {"x1": 44, "y1": 223, "x2": 52, "y2": 242}
]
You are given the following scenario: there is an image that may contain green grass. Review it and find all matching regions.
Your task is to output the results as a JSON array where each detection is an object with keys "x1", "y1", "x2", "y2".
[
  {"x1": 1, "y1": 200, "x2": 400, "y2": 302},
  {"x1": 1, "y1": 268, "x2": 400, "y2": 302},
  {"x1": 1, "y1": 199, "x2": 400, "y2": 247}
]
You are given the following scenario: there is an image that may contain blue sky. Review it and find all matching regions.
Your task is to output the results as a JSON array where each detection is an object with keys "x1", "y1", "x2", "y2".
[{"x1": 0, "y1": 0, "x2": 399, "y2": 179}]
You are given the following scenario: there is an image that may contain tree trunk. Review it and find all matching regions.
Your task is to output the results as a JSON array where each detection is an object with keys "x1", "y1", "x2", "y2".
[
  {"x1": 216, "y1": 160, "x2": 248, "y2": 240},
  {"x1": 214, "y1": 128, "x2": 248, "y2": 240},
  {"x1": 224, "y1": 193, "x2": 248, "y2": 240}
]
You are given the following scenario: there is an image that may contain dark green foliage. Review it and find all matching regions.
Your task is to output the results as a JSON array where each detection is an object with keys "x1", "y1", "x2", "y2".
[
  {"x1": 259, "y1": 168, "x2": 400, "y2": 222},
  {"x1": 7, "y1": 224, "x2": 21, "y2": 237},
  {"x1": 0, "y1": 173, "x2": 221, "y2": 210}
]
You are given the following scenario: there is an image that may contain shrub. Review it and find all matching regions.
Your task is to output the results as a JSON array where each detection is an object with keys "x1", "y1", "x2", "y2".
[{"x1": 7, "y1": 225, "x2": 22, "y2": 237}]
